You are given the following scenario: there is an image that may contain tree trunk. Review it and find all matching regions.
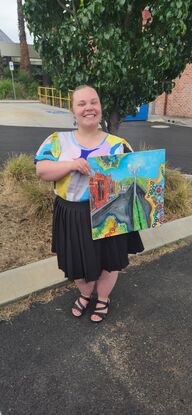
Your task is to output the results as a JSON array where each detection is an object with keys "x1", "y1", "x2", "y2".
[
  {"x1": 17, "y1": 0, "x2": 31, "y2": 72},
  {"x1": 0, "y1": 52, "x2": 4, "y2": 80},
  {"x1": 108, "y1": 110, "x2": 121, "y2": 135}
]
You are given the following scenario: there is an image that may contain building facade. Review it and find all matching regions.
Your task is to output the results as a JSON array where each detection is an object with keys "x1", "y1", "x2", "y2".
[
  {"x1": 0, "y1": 29, "x2": 42, "y2": 68},
  {"x1": 150, "y1": 64, "x2": 192, "y2": 118}
]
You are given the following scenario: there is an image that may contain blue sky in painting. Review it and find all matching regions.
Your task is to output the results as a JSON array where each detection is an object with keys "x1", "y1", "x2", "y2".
[{"x1": 89, "y1": 149, "x2": 166, "y2": 181}]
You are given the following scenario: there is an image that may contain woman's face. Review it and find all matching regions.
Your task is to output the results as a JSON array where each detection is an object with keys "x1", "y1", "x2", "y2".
[{"x1": 72, "y1": 87, "x2": 102, "y2": 129}]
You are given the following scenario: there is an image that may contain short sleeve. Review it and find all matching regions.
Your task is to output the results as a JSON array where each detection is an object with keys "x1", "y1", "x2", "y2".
[
  {"x1": 34, "y1": 132, "x2": 61, "y2": 163},
  {"x1": 123, "y1": 143, "x2": 133, "y2": 153},
  {"x1": 120, "y1": 139, "x2": 134, "y2": 153}
]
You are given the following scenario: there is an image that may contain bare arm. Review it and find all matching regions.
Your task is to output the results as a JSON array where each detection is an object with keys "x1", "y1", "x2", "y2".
[{"x1": 36, "y1": 159, "x2": 91, "y2": 181}]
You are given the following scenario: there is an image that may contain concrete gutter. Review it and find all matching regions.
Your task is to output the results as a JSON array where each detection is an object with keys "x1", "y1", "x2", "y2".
[
  {"x1": 0, "y1": 215, "x2": 192, "y2": 307},
  {"x1": 148, "y1": 114, "x2": 192, "y2": 128}
]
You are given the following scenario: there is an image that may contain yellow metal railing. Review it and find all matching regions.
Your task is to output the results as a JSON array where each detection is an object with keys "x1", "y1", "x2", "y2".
[{"x1": 38, "y1": 86, "x2": 73, "y2": 110}]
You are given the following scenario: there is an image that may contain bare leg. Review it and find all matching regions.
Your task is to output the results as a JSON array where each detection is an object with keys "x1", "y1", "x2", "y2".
[
  {"x1": 72, "y1": 279, "x2": 95, "y2": 317},
  {"x1": 91, "y1": 270, "x2": 118, "y2": 322}
]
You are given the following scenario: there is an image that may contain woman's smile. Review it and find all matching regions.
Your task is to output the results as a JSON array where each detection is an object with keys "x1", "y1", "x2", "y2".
[
  {"x1": 83, "y1": 113, "x2": 96, "y2": 118},
  {"x1": 72, "y1": 87, "x2": 102, "y2": 128}
]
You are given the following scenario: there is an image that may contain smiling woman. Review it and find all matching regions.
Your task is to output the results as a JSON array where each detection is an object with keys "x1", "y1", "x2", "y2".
[
  {"x1": 35, "y1": 85, "x2": 144, "y2": 323},
  {"x1": 71, "y1": 85, "x2": 103, "y2": 142}
]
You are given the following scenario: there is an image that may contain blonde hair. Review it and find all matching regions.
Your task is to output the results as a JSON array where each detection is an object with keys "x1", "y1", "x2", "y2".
[{"x1": 70, "y1": 85, "x2": 99, "y2": 111}]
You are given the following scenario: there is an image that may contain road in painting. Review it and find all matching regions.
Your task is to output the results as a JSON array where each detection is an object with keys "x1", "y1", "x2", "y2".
[{"x1": 88, "y1": 149, "x2": 165, "y2": 240}]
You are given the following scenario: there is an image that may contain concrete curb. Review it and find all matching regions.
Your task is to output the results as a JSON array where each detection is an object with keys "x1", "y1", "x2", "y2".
[
  {"x1": 148, "y1": 115, "x2": 192, "y2": 128},
  {"x1": 0, "y1": 257, "x2": 65, "y2": 307},
  {"x1": 0, "y1": 215, "x2": 192, "y2": 307},
  {"x1": 0, "y1": 100, "x2": 39, "y2": 103}
]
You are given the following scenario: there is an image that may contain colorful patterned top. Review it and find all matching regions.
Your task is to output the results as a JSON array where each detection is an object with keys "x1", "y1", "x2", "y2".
[{"x1": 35, "y1": 131, "x2": 133, "y2": 202}]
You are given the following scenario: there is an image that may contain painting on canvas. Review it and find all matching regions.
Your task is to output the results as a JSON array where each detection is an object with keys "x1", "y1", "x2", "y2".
[{"x1": 88, "y1": 149, "x2": 165, "y2": 240}]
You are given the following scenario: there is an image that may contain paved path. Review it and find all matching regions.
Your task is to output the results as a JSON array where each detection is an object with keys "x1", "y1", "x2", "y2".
[
  {"x1": 0, "y1": 101, "x2": 74, "y2": 128},
  {"x1": 1, "y1": 240, "x2": 192, "y2": 415}
]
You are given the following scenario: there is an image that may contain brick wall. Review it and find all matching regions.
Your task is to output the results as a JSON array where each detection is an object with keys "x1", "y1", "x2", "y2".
[{"x1": 150, "y1": 64, "x2": 192, "y2": 118}]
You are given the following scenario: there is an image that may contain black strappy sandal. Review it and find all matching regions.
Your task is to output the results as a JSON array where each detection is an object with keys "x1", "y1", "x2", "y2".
[
  {"x1": 72, "y1": 294, "x2": 91, "y2": 318},
  {"x1": 90, "y1": 299, "x2": 110, "y2": 323}
]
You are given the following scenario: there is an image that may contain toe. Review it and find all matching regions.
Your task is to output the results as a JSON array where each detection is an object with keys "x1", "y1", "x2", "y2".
[
  {"x1": 90, "y1": 314, "x2": 103, "y2": 322},
  {"x1": 71, "y1": 308, "x2": 81, "y2": 317}
]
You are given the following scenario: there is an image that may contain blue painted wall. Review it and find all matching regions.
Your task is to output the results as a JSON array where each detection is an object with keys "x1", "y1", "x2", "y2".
[{"x1": 123, "y1": 103, "x2": 149, "y2": 121}]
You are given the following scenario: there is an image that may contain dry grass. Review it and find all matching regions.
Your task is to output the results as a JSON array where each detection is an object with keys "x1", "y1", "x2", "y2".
[
  {"x1": 0, "y1": 283, "x2": 75, "y2": 322},
  {"x1": 2, "y1": 153, "x2": 36, "y2": 183},
  {"x1": 165, "y1": 167, "x2": 192, "y2": 220},
  {"x1": 0, "y1": 175, "x2": 53, "y2": 272},
  {"x1": 2, "y1": 154, "x2": 54, "y2": 217},
  {"x1": 22, "y1": 180, "x2": 54, "y2": 217}
]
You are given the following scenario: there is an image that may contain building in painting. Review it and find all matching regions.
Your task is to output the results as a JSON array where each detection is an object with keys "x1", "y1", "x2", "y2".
[{"x1": 90, "y1": 172, "x2": 117, "y2": 210}]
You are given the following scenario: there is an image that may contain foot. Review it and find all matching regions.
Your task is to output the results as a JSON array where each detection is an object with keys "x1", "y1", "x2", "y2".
[
  {"x1": 90, "y1": 298, "x2": 110, "y2": 323},
  {"x1": 72, "y1": 294, "x2": 91, "y2": 318}
]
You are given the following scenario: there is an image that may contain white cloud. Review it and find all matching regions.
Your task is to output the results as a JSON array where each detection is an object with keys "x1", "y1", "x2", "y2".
[{"x1": 0, "y1": 0, "x2": 33, "y2": 44}]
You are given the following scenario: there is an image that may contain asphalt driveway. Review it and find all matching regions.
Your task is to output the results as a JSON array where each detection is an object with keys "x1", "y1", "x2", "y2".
[
  {"x1": 0, "y1": 239, "x2": 192, "y2": 415},
  {"x1": 0, "y1": 122, "x2": 191, "y2": 173}
]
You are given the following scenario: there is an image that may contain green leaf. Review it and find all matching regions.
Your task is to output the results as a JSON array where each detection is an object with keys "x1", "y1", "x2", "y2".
[
  {"x1": 104, "y1": 32, "x2": 110, "y2": 40},
  {"x1": 24, "y1": 0, "x2": 192, "y2": 128}
]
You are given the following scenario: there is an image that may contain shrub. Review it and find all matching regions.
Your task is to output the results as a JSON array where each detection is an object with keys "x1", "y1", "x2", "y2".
[
  {"x1": 0, "y1": 79, "x2": 29, "y2": 99},
  {"x1": 15, "y1": 82, "x2": 28, "y2": 98},
  {"x1": 16, "y1": 69, "x2": 31, "y2": 85},
  {"x1": 27, "y1": 81, "x2": 38, "y2": 99},
  {"x1": 165, "y1": 167, "x2": 192, "y2": 218},
  {"x1": 22, "y1": 179, "x2": 54, "y2": 217},
  {"x1": 3, "y1": 67, "x2": 11, "y2": 79},
  {"x1": 22, "y1": 180, "x2": 54, "y2": 217},
  {"x1": 0, "y1": 79, "x2": 14, "y2": 99},
  {"x1": 3, "y1": 154, "x2": 36, "y2": 183},
  {"x1": 2, "y1": 154, "x2": 54, "y2": 217},
  {"x1": 0, "y1": 69, "x2": 38, "y2": 99}
]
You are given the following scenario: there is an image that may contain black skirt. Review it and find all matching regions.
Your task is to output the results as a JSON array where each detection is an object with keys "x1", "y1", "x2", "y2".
[{"x1": 52, "y1": 196, "x2": 144, "y2": 282}]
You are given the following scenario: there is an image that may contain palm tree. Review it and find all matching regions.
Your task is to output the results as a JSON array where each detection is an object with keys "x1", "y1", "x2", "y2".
[
  {"x1": 0, "y1": 51, "x2": 4, "y2": 79},
  {"x1": 17, "y1": 0, "x2": 31, "y2": 72}
]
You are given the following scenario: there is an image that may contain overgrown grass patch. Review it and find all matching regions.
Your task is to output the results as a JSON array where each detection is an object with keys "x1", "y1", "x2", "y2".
[
  {"x1": 3, "y1": 154, "x2": 36, "y2": 183},
  {"x1": 2, "y1": 154, "x2": 54, "y2": 217},
  {"x1": 165, "y1": 167, "x2": 192, "y2": 220},
  {"x1": 22, "y1": 180, "x2": 54, "y2": 217}
]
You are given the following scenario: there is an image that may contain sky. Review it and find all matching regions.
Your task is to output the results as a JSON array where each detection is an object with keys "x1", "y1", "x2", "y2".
[
  {"x1": 0, "y1": 0, "x2": 33, "y2": 44},
  {"x1": 89, "y1": 149, "x2": 166, "y2": 181}
]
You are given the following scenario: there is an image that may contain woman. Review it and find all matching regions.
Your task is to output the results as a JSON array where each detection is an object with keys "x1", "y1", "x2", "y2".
[{"x1": 35, "y1": 85, "x2": 144, "y2": 323}]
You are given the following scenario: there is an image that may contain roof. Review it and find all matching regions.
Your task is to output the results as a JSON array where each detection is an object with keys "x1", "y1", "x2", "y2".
[
  {"x1": 0, "y1": 29, "x2": 14, "y2": 43},
  {"x1": 0, "y1": 41, "x2": 41, "y2": 60}
]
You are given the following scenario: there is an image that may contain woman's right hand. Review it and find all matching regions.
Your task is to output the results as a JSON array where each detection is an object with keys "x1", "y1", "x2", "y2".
[{"x1": 71, "y1": 158, "x2": 91, "y2": 176}]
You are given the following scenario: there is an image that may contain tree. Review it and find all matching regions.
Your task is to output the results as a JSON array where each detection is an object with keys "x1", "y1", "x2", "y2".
[
  {"x1": 0, "y1": 51, "x2": 3, "y2": 80},
  {"x1": 24, "y1": 0, "x2": 192, "y2": 132},
  {"x1": 17, "y1": 0, "x2": 31, "y2": 72}
]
